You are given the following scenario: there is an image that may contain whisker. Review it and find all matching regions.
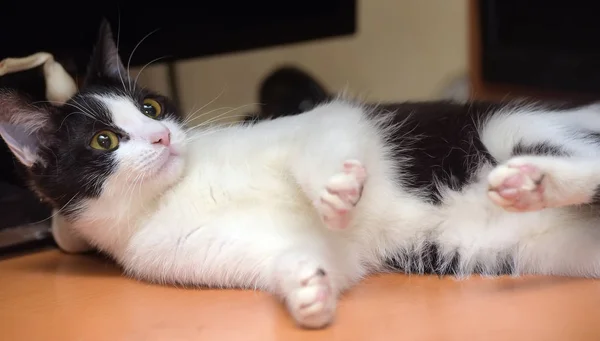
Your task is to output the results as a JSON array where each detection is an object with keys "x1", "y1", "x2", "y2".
[
  {"x1": 57, "y1": 111, "x2": 89, "y2": 131},
  {"x1": 126, "y1": 28, "x2": 160, "y2": 93},
  {"x1": 186, "y1": 105, "x2": 256, "y2": 130},
  {"x1": 188, "y1": 114, "x2": 251, "y2": 130},
  {"x1": 182, "y1": 87, "x2": 227, "y2": 125},
  {"x1": 125, "y1": 178, "x2": 140, "y2": 230},
  {"x1": 27, "y1": 193, "x2": 81, "y2": 225},
  {"x1": 33, "y1": 99, "x2": 112, "y2": 127},
  {"x1": 184, "y1": 106, "x2": 235, "y2": 127},
  {"x1": 132, "y1": 56, "x2": 168, "y2": 90},
  {"x1": 185, "y1": 103, "x2": 258, "y2": 131},
  {"x1": 181, "y1": 125, "x2": 240, "y2": 143},
  {"x1": 115, "y1": 10, "x2": 129, "y2": 92},
  {"x1": 31, "y1": 100, "x2": 93, "y2": 120}
]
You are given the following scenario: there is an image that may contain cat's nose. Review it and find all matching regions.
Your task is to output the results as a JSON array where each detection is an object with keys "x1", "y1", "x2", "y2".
[{"x1": 150, "y1": 128, "x2": 171, "y2": 147}]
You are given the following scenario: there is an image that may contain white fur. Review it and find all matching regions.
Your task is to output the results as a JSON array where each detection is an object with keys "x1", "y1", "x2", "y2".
[{"x1": 57, "y1": 98, "x2": 600, "y2": 328}]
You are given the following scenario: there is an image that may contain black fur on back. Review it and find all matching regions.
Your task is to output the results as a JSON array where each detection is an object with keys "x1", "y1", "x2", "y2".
[
  {"x1": 367, "y1": 101, "x2": 502, "y2": 275},
  {"x1": 374, "y1": 100, "x2": 584, "y2": 205},
  {"x1": 372, "y1": 99, "x2": 585, "y2": 276},
  {"x1": 374, "y1": 101, "x2": 502, "y2": 205},
  {"x1": 384, "y1": 242, "x2": 516, "y2": 277}
]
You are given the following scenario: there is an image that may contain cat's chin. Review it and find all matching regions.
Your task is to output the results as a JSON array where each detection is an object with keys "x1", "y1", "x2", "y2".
[
  {"x1": 134, "y1": 148, "x2": 186, "y2": 189},
  {"x1": 155, "y1": 152, "x2": 185, "y2": 181}
]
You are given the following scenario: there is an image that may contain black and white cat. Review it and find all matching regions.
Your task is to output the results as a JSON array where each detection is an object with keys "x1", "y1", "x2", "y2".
[{"x1": 3, "y1": 22, "x2": 600, "y2": 329}]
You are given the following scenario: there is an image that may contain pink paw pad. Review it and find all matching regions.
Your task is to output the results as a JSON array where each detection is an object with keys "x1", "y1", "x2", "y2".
[
  {"x1": 318, "y1": 160, "x2": 367, "y2": 230},
  {"x1": 487, "y1": 163, "x2": 546, "y2": 212}
]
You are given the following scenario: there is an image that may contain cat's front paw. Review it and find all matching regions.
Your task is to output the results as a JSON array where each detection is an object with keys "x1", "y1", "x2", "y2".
[
  {"x1": 283, "y1": 264, "x2": 336, "y2": 329},
  {"x1": 487, "y1": 159, "x2": 546, "y2": 212},
  {"x1": 317, "y1": 160, "x2": 367, "y2": 230}
]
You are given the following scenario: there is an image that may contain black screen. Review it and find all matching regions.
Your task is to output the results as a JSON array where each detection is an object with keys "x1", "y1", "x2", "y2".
[
  {"x1": 0, "y1": 1, "x2": 356, "y2": 74},
  {"x1": 480, "y1": 0, "x2": 600, "y2": 94},
  {"x1": 493, "y1": 1, "x2": 600, "y2": 53}
]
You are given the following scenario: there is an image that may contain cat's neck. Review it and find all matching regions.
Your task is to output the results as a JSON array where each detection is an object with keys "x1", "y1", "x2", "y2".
[{"x1": 73, "y1": 169, "x2": 183, "y2": 256}]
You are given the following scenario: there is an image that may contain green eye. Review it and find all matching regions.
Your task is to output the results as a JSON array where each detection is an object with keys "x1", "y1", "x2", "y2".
[
  {"x1": 90, "y1": 130, "x2": 119, "y2": 151},
  {"x1": 142, "y1": 98, "x2": 162, "y2": 118}
]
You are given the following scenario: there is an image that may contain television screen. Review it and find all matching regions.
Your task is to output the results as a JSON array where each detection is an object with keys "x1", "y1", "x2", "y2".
[
  {"x1": 479, "y1": 0, "x2": 600, "y2": 94},
  {"x1": 1, "y1": 1, "x2": 356, "y2": 75}
]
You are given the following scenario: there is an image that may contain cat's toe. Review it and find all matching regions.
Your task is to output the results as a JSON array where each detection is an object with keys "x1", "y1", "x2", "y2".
[
  {"x1": 487, "y1": 161, "x2": 545, "y2": 212},
  {"x1": 317, "y1": 159, "x2": 367, "y2": 230},
  {"x1": 285, "y1": 268, "x2": 336, "y2": 329}
]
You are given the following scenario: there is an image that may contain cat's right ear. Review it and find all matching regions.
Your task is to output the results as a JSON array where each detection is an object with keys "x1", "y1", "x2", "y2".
[{"x1": 0, "y1": 90, "x2": 52, "y2": 167}]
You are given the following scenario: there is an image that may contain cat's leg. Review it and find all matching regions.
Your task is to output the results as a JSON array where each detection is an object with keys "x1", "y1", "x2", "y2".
[
  {"x1": 272, "y1": 247, "x2": 340, "y2": 328},
  {"x1": 487, "y1": 155, "x2": 600, "y2": 212},
  {"x1": 51, "y1": 211, "x2": 93, "y2": 253},
  {"x1": 516, "y1": 207, "x2": 600, "y2": 278},
  {"x1": 285, "y1": 103, "x2": 381, "y2": 230},
  {"x1": 125, "y1": 209, "x2": 356, "y2": 329},
  {"x1": 291, "y1": 150, "x2": 368, "y2": 231},
  {"x1": 312, "y1": 159, "x2": 368, "y2": 230}
]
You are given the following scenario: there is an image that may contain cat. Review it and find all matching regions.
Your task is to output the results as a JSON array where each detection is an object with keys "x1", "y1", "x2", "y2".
[{"x1": 3, "y1": 21, "x2": 600, "y2": 329}]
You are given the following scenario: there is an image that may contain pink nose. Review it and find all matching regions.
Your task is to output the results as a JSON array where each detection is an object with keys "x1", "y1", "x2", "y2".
[{"x1": 150, "y1": 129, "x2": 171, "y2": 147}]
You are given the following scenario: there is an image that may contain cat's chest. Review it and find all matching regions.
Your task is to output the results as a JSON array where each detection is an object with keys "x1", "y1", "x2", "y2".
[{"x1": 160, "y1": 150, "x2": 302, "y2": 217}]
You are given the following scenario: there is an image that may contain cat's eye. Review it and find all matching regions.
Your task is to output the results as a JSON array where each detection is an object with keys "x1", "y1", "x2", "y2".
[
  {"x1": 90, "y1": 130, "x2": 119, "y2": 151},
  {"x1": 142, "y1": 98, "x2": 162, "y2": 119}
]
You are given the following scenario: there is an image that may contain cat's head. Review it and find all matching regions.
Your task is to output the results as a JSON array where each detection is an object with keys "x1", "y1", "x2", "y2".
[{"x1": 0, "y1": 20, "x2": 188, "y2": 220}]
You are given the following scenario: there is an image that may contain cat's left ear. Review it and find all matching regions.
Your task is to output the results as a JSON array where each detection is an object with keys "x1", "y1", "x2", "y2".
[
  {"x1": 0, "y1": 90, "x2": 52, "y2": 167},
  {"x1": 83, "y1": 18, "x2": 127, "y2": 86}
]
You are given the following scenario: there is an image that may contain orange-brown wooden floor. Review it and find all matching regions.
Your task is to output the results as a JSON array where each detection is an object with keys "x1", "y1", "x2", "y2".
[{"x1": 1, "y1": 249, "x2": 600, "y2": 341}]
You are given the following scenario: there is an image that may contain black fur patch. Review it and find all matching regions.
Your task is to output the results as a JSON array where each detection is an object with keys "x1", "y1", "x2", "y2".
[
  {"x1": 385, "y1": 242, "x2": 459, "y2": 275},
  {"x1": 30, "y1": 97, "x2": 118, "y2": 207},
  {"x1": 384, "y1": 240, "x2": 515, "y2": 276},
  {"x1": 581, "y1": 131, "x2": 600, "y2": 145},
  {"x1": 373, "y1": 101, "x2": 502, "y2": 204},
  {"x1": 512, "y1": 141, "x2": 567, "y2": 156}
]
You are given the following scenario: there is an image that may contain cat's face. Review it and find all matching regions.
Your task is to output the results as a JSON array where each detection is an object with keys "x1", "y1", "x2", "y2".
[{"x1": 0, "y1": 21, "x2": 188, "y2": 218}]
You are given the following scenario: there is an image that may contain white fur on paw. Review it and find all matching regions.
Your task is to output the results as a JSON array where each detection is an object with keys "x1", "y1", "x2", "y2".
[
  {"x1": 317, "y1": 159, "x2": 367, "y2": 230},
  {"x1": 284, "y1": 265, "x2": 336, "y2": 329},
  {"x1": 487, "y1": 161, "x2": 545, "y2": 212}
]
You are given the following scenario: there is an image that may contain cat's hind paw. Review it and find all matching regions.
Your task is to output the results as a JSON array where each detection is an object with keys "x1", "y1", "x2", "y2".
[
  {"x1": 488, "y1": 160, "x2": 545, "y2": 212},
  {"x1": 317, "y1": 160, "x2": 367, "y2": 230}
]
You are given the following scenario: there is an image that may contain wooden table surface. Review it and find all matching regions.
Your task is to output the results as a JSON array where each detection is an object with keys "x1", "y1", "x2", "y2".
[{"x1": 1, "y1": 249, "x2": 600, "y2": 341}]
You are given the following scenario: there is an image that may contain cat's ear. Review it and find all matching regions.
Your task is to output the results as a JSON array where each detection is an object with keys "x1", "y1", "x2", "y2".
[
  {"x1": 84, "y1": 19, "x2": 127, "y2": 85},
  {"x1": 0, "y1": 90, "x2": 52, "y2": 167}
]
